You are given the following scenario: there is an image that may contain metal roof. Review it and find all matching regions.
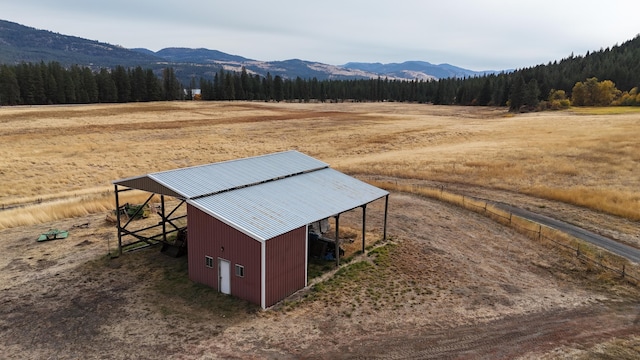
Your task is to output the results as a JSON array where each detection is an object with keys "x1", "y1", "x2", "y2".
[
  {"x1": 189, "y1": 168, "x2": 388, "y2": 241},
  {"x1": 113, "y1": 150, "x2": 388, "y2": 241},
  {"x1": 113, "y1": 150, "x2": 328, "y2": 199}
]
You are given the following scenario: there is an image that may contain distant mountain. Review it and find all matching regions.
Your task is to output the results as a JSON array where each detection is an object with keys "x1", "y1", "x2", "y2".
[
  {"x1": 129, "y1": 48, "x2": 403, "y2": 80},
  {"x1": 153, "y1": 47, "x2": 251, "y2": 63},
  {"x1": 343, "y1": 61, "x2": 502, "y2": 79},
  {"x1": 209, "y1": 58, "x2": 392, "y2": 81},
  {"x1": 0, "y1": 19, "x2": 162, "y2": 67},
  {"x1": 0, "y1": 18, "x2": 504, "y2": 84}
]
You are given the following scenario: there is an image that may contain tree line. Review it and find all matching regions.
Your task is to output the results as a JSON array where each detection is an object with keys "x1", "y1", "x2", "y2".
[
  {"x1": 1, "y1": 35, "x2": 639, "y2": 108},
  {"x1": 0, "y1": 62, "x2": 184, "y2": 105},
  {"x1": 200, "y1": 69, "x2": 639, "y2": 111},
  {"x1": 198, "y1": 68, "x2": 440, "y2": 103},
  {"x1": 199, "y1": 35, "x2": 640, "y2": 110}
]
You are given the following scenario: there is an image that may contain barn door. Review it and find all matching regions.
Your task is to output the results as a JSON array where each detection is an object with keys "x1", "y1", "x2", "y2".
[{"x1": 219, "y1": 259, "x2": 231, "y2": 294}]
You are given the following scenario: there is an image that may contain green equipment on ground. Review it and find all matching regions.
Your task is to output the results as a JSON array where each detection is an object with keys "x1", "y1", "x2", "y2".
[{"x1": 37, "y1": 229, "x2": 69, "y2": 242}]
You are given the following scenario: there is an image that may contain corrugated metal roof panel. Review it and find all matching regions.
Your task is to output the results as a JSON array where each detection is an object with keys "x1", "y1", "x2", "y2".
[
  {"x1": 114, "y1": 150, "x2": 328, "y2": 198},
  {"x1": 189, "y1": 168, "x2": 389, "y2": 241},
  {"x1": 112, "y1": 175, "x2": 184, "y2": 198}
]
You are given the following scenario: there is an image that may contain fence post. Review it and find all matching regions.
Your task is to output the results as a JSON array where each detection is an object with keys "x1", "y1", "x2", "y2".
[
  {"x1": 484, "y1": 203, "x2": 487, "y2": 213},
  {"x1": 509, "y1": 213, "x2": 512, "y2": 224},
  {"x1": 576, "y1": 245, "x2": 580, "y2": 257},
  {"x1": 538, "y1": 225, "x2": 542, "y2": 240},
  {"x1": 622, "y1": 265, "x2": 626, "y2": 279}
]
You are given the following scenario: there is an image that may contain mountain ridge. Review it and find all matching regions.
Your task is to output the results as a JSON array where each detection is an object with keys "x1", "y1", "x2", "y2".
[
  {"x1": 342, "y1": 60, "x2": 502, "y2": 80},
  {"x1": 0, "y1": 19, "x2": 163, "y2": 66},
  {"x1": 1, "y1": 18, "x2": 502, "y2": 83}
]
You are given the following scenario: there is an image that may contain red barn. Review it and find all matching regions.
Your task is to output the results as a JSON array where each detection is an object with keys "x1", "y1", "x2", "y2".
[{"x1": 113, "y1": 151, "x2": 389, "y2": 309}]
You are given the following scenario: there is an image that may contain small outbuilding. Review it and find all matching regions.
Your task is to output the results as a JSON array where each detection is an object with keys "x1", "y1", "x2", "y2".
[{"x1": 113, "y1": 150, "x2": 388, "y2": 309}]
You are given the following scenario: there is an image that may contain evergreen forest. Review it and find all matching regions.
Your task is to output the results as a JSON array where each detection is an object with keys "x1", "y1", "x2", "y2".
[{"x1": 1, "y1": 35, "x2": 639, "y2": 109}]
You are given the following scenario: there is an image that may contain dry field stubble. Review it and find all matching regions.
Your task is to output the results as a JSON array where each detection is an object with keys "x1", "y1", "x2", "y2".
[
  {"x1": 1, "y1": 101, "x2": 639, "y2": 229},
  {"x1": 2, "y1": 101, "x2": 640, "y2": 358}
]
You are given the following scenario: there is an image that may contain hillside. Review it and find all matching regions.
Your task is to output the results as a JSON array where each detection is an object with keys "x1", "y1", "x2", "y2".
[
  {"x1": 0, "y1": 20, "x2": 162, "y2": 67},
  {"x1": 343, "y1": 61, "x2": 501, "y2": 80},
  {"x1": 153, "y1": 47, "x2": 251, "y2": 63},
  {"x1": 132, "y1": 48, "x2": 390, "y2": 81},
  {"x1": 1, "y1": 19, "x2": 492, "y2": 82},
  {"x1": 517, "y1": 35, "x2": 640, "y2": 92},
  {"x1": 3, "y1": 18, "x2": 638, "y2": 109}
]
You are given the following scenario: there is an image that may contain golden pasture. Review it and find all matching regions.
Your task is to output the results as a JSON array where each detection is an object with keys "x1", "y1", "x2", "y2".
[{"x1": 1, "y1": 101, "x2": 639, "y2": 229}]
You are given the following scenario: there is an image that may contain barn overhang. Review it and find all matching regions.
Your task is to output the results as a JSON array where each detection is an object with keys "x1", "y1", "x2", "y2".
[{"x1": 111, "y1": 185, "x2": 187, "y2": 255}]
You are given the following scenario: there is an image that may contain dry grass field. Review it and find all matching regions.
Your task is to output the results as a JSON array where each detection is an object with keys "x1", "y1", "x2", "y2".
[
  {"x1": 1, "y1": 101, "x2": 638, "y2": 228},
  {"x1": 1, "y1": 101, "x2": 639, "y2": 359}
]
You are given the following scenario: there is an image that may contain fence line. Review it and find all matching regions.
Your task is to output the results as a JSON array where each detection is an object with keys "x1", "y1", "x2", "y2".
[{"x1": 407, "y1": 184, "x2": 639, "y2": 285}]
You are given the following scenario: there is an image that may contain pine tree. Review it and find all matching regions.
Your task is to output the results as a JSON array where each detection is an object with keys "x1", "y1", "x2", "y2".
[
  {"x1": 509, "y1": 75, "x2": 525, "y2": 111},
  {"x1": 0, "y1": 65, "x2": 20, "y2": 105},
  {"x1": 112, "y1": 66, "x2": 131, "y2": 102},
  {"x1": 63, "y1": 71, "x2": 76, "y2": 103},
  {"x1": 82, "y1": 67, "x2": 98, "y2": 103},
  {"x1": 70, "y1": 65, "x2": 89, "y2": 103},
  {"x1": 130, "y1": 67, "x2": 147, "y2": 102},
  {"x1": 145, "y1": 69, "x2": 162, "y2": 101},
  {"x1": 523, "y1": 79, "x2": 540, "y2": 109},
  {"x1": 162, "y1": 67, "x2": 182, "y2": 100},
  {"x1": 263, "y1": 73, "x2": 273, "y2": 101},
  {"x1": 48, "y1": 62, "x2": 66, "y2": 104},
  {"x1": 478, "y1": 78, "x2": 492, "y2": 106},
  {"x1": 223, "y1": 72, "x2": 235, "y2": 100},
  {"x1": 200, "y1": 78, "x2": 214, "y2": 100},
  {"x1": 274, "y1": 75, "x2": 284, "y2": 102},
  {"x1": 97, "y1": 68, "x2": 117, "y2": 102}
]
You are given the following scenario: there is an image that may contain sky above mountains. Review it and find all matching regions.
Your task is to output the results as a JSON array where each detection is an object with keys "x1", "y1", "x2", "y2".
[{"x1": 4, "y1": 0, "x2": 639, "y2": 71}]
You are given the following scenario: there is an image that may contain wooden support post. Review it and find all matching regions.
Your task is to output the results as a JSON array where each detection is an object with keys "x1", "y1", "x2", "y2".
[
  {"x1": 161, "y1": 195, "x2": 167, "y2": 243},
  {"x1": 335, "y1": 214, "x2": 340, "y2": 267},
  {"x1": 362, "y1": 204, "x2": 367, "y2": 253},
  {"x1": 114, "y1": 185, "x2": 122, "y2": 256},
  {"x1": 383, "y1": 195, "x2": 389, "y2": 241}
]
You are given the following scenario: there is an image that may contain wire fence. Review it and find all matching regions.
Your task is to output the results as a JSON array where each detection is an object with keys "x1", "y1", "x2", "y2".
[{"x1": 406, "y1": 183, "x2": 639, "y2": 286}]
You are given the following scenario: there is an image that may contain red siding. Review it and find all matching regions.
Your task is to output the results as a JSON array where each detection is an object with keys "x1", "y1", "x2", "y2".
[
  {"x1": 187, "y1": 204, "x2": 262, "y2": 305},
  {"x1": 265, "y1": 226, "x2": 307, "y2": 307}
]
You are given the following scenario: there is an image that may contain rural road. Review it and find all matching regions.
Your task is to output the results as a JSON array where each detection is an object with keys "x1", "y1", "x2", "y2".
[
  {"x1": 365, "y1": 175, "x2": 640, "y2": 265},
  {"x1": 495, "y1": 202, "x2": 640, "y2": 264}
]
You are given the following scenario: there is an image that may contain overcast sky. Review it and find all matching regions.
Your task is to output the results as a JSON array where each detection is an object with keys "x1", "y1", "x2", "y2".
[{"x1": 3, "y1": 1, "x2": 639, "y2": 71}]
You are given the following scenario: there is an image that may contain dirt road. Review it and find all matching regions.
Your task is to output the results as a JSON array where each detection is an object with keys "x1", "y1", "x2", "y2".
[
  {"x1": 496, "y1": 202, "x2": 640, "y2": 263},
  {"x1": 316, "y1": 302, "x2": 640, "y2": 359}
]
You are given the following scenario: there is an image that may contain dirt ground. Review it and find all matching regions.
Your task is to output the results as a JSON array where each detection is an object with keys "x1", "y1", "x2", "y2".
[{"x1": 1, "y1": 183, "x2": 639, "y2": 359}]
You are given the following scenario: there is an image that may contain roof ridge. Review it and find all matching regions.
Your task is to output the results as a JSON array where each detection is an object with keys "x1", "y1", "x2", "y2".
[{"x1": 189, "y1": 165, "x2": 329, "y2": 200}]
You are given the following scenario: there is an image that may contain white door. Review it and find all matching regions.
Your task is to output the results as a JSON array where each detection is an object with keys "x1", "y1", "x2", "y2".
[{"x1": 219, "y1": 259, "x2": 231, "y2": 294}]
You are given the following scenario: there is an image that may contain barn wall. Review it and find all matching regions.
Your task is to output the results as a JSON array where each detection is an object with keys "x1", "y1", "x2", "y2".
[
  {"x1": 265, "y1": 226, "x2": 307, "y2": 308},
  {"x1": 187, "y1": 204, "x2": 262, "y2": 306}
]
